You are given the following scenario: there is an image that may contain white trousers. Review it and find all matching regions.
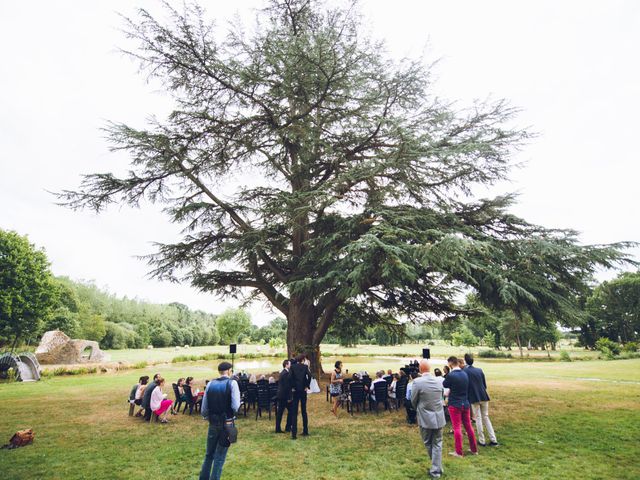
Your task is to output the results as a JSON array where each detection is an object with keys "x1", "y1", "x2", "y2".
[{"x1": 471, "y1": 401, "x2": 496, "y2": 444}]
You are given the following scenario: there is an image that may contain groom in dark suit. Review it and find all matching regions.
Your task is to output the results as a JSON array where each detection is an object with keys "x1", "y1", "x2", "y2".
[
  {"x1": 275, "y1": 359, "x2": 292, "y2": 433},
  {"x1": 289, "y1": 354, "x2": 312, "y2": 439}
]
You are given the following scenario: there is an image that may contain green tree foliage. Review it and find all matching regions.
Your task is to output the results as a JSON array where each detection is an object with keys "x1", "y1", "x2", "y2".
[
  {"x1": 217, "y1": 308, "x2": 252, "y2": 344},
  {"x1": 59, "y1": 0, "x2": 633, "y2": 374},
  {"x1": 585, "y1": 271, "x2": 640, "y2": 345},
  {"x1": 0, "y1": 229, "x2": 57, "y2": 347},
  {"x1": 451, "y1": 325, "x2": 479, "y2": 347},
  {"x1": 250, "y1": 317, "x2": 287, "y2": 344},
  {"x1": 47, "y1": 277, "x2": 220, "y2": 349}
]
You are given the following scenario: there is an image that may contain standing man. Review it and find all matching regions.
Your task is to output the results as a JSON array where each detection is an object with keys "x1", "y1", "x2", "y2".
[
  {"x1": 411, "y1": 360, "x2": 446, "y2": 479},
  {"x1": 443, "y1": 356, "x2": 478, "y2": 457},
  {"x1": 289, "y1": 353, "x2": 311, "y2": 439},
  {"x1": 405, "y1": 371, "x2": 420, "y2": 425},
  {"x1": 464, "y1": 353, "x2": 498, "y2": 447},
  {"x1": 199, "y1": 362, "x2": 240, "y2": 480},
  {"x1": 275, "y1": 359, "x2": 292, "y2": 433}
]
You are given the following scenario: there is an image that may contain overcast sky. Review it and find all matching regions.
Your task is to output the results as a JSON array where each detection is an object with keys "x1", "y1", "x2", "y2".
[{"x1": 1, "y1": 1, "x2": 638, "y2": 325}]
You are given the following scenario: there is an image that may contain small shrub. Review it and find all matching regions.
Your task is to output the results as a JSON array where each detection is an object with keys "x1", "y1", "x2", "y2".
[
  {"x1": 133, "y1": 361, "x2": 148, "y2": 369},
  {"x1": 622, "y1": 342, "x2": 638, "y2": 353},
  {"x1": 598, "y1": 346, "x2": 616, "y2": 360},
  {"x1": 559, "y1": 351, "x2": 572, "y2": 362},
  {"x1": 619, "y1": 351, "x2": 640, "y2": 360},
  {"x1": 595, "y1": 338, "x2": 621, "y2": 356},
  {"x1": 478, "y1": 350, "x2": 512, "y2": 359}
]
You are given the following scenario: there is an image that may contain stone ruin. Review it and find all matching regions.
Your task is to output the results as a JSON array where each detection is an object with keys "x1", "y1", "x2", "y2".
[{"x1": 35, "y1": 330, "x2": 109, "y2": 365}]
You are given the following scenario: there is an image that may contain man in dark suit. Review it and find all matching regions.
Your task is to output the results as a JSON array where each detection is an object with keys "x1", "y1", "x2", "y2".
[
  {"x1": 275, "y1": 359, "x2": 292, "y2": 433},
  {"x1": 289, "y1": 353, "x2": 311, "y2": 439},
  {"x1": 464, "y1": 353, "x2": 498, "y2": 447},
  {"x1": 141, "y1": 373, "x2": 160, "y2": 421},
  {"x1": 443, "y1": 357, "x2": 477, "y2": 457}
]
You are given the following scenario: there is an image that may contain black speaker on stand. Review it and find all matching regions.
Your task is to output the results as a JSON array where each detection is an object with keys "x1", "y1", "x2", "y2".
[
  {"x1": 422, "y1": 348, "x2": 430, "y2": 359},
  {"x1": 230, "y1": 344, "x2": 237, "y2": 372}
]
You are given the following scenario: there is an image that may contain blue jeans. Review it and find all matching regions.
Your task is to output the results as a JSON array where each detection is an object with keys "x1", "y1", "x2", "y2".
[{"x1": 199, "y1": 423, "x2": 229, "y2": 480}]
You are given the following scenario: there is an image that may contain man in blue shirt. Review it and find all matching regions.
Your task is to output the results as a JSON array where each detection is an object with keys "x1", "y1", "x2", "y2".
[
  {"x1": 199, "y1": 362, "x2": 241, "y2": 480},
  {"x1": 405, "y1": 371, "x2": 419, "y2": 424},
  {"x1": 442, "y1": 356, "x2": 478, "y2": 457}
]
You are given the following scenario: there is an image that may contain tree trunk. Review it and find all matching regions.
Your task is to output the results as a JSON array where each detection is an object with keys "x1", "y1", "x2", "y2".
[
  {"x1": 516, "y1": 332, "x2": 524, "y2": 358},
  {"x1": 287, "y1": 295, "x2": 324, "y2": 379}
]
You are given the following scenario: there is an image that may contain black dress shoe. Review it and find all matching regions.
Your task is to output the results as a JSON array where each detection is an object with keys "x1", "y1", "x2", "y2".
[
  {"x1": 302, "y1": 431, "x2": 309, "y2": 436},
  {"x1": 478, "y1": 442, "x2": 486, "y2": 447},
  {"x1": 291, "y1": 435, "x2": 297, "y2": 440},
  {"x1": 489, "y1": 442, "x2": 499, "y2": 447}
]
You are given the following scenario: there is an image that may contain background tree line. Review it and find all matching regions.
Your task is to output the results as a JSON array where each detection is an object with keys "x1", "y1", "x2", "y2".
[{"x1": 1, "y1": 229, "x2": 638, "y2": 352}]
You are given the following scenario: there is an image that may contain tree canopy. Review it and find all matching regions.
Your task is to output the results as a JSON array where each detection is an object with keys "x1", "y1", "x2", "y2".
[
  {"x1": 59, "y1": 0, "x2": 633, "y2": 373},
  {"x1": 0, "y1": 229, "x2": 56, "y2": 348}
]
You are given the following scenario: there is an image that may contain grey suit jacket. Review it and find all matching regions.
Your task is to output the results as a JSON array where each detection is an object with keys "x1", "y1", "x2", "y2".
[{"x1": 411, "y1": 374, "x2": 446, "y2": 430}]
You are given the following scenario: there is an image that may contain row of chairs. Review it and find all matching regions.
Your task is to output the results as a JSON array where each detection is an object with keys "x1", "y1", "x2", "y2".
[
  {"x1": 328, "y1": 377, "x2": 409, "y2": 415},
  {"x1": 238, "y1": 379, "x2": 279, "y2": 420},
  {"x1": 171, "y1": 383, "x2": 202, "y2": 415}
]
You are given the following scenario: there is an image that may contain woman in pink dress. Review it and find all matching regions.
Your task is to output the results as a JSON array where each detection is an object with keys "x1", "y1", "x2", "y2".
[{"x1": 150, "y1": 376, "x2": 173, "y2": 423}]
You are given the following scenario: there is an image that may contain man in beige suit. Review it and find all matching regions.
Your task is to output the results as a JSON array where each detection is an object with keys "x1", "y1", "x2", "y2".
[{"x1": 411, "y1": 359, "x2": 446, "y2": 479}]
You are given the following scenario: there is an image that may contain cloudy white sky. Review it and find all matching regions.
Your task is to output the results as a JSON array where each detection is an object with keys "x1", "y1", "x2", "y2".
[{"x1": 1, "y1": 1, "x2": 639, "y2": 325}]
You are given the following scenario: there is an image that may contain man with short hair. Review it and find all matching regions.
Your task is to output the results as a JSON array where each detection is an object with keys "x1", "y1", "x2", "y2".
[
  {"x1": 289, "y1": 354, "x2": 311, "y2": 439},
  {"x1": 411, "y1": 360, "x2": 445, "y2": 479},
  {"x1": 464, "y1": 353, "x2": 498, "y2": 447},
  {"x1": 275, "y1": 359, "x2": 292, "y2": 433},
  {"x1": 405, "y1": 371, "x2": 420, "y2": 424},
  {"x1": 443, "y1": 356, "x2": 478, "y2": 457},
  {"x1": 199, "y1": 362, "x2": 240, "y2": 480}
]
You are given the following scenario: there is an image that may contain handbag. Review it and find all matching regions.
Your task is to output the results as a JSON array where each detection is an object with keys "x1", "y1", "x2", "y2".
[
  {"x1": 309, "y1": 377, "x2": 321, "y2": 394},
  {"x1": 223, "y1": 419, "x2": 238, "y2": 444},
  {"x1": 2, "y1": 429, "x2": 34, "y2": 449},
  {"x1": 217, "y1": 379, "x2": 238, "y2": 446}
]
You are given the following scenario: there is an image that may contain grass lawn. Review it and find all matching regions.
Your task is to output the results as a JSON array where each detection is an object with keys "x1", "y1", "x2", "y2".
[{"x1": 1, "y1": 359, "x2": 638, "y2": 479}]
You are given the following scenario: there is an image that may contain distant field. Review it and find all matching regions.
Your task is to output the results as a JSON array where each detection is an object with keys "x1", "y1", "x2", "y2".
[
  {"x1": 103, "y1": 342, "x2": 594, "y2": 365},
  {"x1": 1, "y1": 358, "x2": 638, "y2": 479}
]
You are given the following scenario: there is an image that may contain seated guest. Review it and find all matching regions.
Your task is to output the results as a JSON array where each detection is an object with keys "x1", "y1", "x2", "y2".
[
  {"x1": 150, "y1": 376, "x2": 173, "y2": 424},
  {"x1": 369, "y1": 371, "x2": 387, "y2": 401},
  {"x1": 443, "y1": 365, "x2": 450, "y2": 377},
  {"x1": 389, "y1": 373, "x2": 400, "y2": 400},
  {"x1": 383, "y1": 369, "x2": 393, "y2": 383},
  {"x1": 268, "y1": 376, "x2": 276, "y2": 384},
  {"x1": 176, "y1": 377, "x2": 186, "y2": 396},
  {"x1": 249, "y1": 374, "x2": 257, "y2": 384},
  {"x1": 133, "y1": 375, "x2": 149, "y2": 417},
  {"x1": 186, "y1": 376, "x2": 201, "y2": 394},
  {"x1": 141, "y1": 373, "x2": 161, "y2": 422}
]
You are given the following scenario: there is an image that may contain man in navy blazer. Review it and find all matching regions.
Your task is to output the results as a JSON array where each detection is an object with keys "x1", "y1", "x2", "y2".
[
  {"x1": 464, "y1": 353, "x2": 498, "y2": 446},
  {"x1": 442, "y1": 356, "x2": 478, "y2": 457}
]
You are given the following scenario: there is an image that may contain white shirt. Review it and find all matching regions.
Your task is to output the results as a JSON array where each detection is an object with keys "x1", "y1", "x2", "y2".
[
  {"x1": 135, "y1": 384, "x2": 145, "y2": 400},
  {"x1": 150, "y1": 385, "x2": 164, "y2": 411},
  {"x1": 370, "y1": 378, "x2": 386, "y2": 400}
]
